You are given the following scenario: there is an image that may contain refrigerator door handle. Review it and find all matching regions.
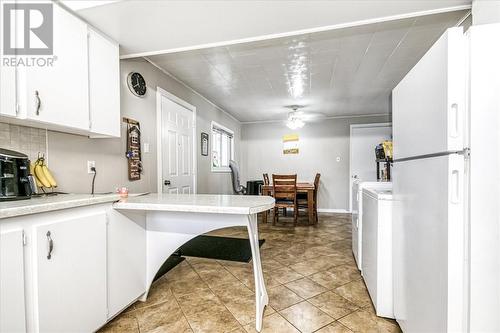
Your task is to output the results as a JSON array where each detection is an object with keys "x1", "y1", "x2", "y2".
[
  {"x1": 450, "y1": 169, "x2": 461, "y2": 204},
  {"x1": 449, "y1": 102, "x2": 460, "y2": 138},
  {"x1": 449, "y1": 153, "x2": 465, "y2": 205}
]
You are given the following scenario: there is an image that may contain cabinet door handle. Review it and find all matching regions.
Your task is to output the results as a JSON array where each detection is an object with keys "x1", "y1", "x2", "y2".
[
  {"x1": 46, "y1": 231, "x2": 53, "y2": 260},
  {"x1": 35, "y1": 90, "x2": 41, "y2": 115}
]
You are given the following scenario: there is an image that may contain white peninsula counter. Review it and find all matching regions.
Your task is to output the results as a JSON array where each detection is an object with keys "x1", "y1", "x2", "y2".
[
  {"x1": 113, "y1": 193, "x2": 275, "y2": 332},
  {"x1": 0, "y1": 193, "x2": 274, "y2": 333}
]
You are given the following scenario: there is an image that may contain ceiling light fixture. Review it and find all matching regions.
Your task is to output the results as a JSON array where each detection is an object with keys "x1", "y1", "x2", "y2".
[
  {"x1": 286, "y1": 113, "x2": 305, "y2": 130},
  {"x1": 286, "y1": 105, "x2": 305, "y2": 130}
]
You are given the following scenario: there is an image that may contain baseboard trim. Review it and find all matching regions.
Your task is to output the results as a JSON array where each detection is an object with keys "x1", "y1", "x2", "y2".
[{"x1": 317, "y1": 209, "x2": 350, "y2": 213}]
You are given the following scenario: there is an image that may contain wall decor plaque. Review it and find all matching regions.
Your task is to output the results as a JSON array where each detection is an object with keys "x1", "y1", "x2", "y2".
[
  {"x1": 123, "y1": 117, "x2": 142, "y2": 181},
  {"x1": 201, "y1": 132, "x2": 209, "y2": 156}
]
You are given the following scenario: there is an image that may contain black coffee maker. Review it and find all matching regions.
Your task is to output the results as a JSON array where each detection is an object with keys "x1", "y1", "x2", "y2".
[{"x1": 0, "y1": 148, "x2": 32, "y2": 201}]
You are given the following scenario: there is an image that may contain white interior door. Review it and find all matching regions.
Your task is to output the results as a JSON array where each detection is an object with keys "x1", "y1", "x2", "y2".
[
  {"x1": 160, "y1": 93, "x2": 195, "y2": 194},
  {"x1": 349, "y1": 124, "x2": 392, "y2": 210}
]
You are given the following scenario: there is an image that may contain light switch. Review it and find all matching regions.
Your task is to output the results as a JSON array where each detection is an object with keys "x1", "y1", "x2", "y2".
[{"x1": 143, "y1": 143, "x2": 150, "y2": 153}]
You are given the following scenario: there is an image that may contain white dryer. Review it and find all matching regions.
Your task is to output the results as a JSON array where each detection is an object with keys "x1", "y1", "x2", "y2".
[{"x1": 351, "y1": 180, "x2": 392, "y2": 271}]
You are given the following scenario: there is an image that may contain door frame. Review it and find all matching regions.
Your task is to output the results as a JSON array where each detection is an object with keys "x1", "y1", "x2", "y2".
[
  {"x1": 156, "y1": 87, "x2": 197, "y2": 194},
  {"x1": 349, "y1": 122, "x2": 392, "y2": 211}
]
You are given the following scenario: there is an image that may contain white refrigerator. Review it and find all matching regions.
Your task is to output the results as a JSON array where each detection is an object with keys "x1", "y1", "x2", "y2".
[{"x1": 392, "y1": 23, "x2": 500, "y2": 333}]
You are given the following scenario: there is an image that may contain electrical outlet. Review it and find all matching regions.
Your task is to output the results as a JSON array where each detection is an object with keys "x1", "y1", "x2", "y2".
[{"x1": 87, "y1": 161, "x2": 96, "y2": 174}]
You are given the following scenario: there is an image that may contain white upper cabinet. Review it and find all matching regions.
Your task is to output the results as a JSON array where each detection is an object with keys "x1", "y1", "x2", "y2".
[
  {"x1": 19, "y1": 4, "x2": 89, "y2": 131},
  {"x1": 5, "y1": 3, "x2": 121, "y2": 137},
  {"x1": 88, "y1": 28, "x2": 121, "y2": 137},
  {"x1": 0, "y1": 2, "x2": 17, "y2": 118},
  {"x1": 0, "y1": 64, "x2": 17, "y2": 117}
]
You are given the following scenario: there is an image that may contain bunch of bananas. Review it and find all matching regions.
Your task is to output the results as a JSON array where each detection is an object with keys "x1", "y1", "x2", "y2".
[{"x1": 31, "y1": 157, "x2": 57, "y2": 189}]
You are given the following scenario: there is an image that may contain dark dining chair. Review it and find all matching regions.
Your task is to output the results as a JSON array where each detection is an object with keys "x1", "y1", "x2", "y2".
[
  {"x1": 229, "y1": 160, "x2": 247, "y2": 195},
  {"x1": 272, "y1": 174, "x2": 298, "y2": 226},
  {"x1": 298, "y1": 173, "x2": 321, "y2": 224}
]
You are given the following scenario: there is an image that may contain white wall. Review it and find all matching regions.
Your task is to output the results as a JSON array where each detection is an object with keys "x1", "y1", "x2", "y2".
[
  {"x1": 47, "y1": 58, "x2": 240, "y2": 194},
  {"x1": 472, "y1": 0, "x2": 500, "y2": 24},
  {"x1": 241, "y1": 115, "x2": 391, "y2": 211}
]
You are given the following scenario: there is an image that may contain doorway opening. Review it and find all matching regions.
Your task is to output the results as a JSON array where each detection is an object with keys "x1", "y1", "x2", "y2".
[{"x1": 349, "y1": 123, "x2": 392, "y2": 211}]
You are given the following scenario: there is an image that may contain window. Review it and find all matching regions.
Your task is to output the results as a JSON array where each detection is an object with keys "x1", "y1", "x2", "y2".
[{"x1": 211, "y1": 121, "x2": 234, "y2": 172}]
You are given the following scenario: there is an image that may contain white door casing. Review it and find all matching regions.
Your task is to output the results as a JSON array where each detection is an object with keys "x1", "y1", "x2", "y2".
[
  {"x1": 349, "y1": 123, "x2": 392, "y2": 211},
  {"x1": 156, "y1": 87, "x2": 196, "y2": 194}
]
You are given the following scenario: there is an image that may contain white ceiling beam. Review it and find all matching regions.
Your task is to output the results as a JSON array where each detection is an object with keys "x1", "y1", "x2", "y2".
[{"x1": 75, "y1": 0, "x2": 472, "y2": 58}]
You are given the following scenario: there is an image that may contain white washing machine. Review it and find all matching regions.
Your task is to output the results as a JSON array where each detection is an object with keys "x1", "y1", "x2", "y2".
[
  {"x1": 362, "y1": 186, "x2": 394, "y2": 318},
  {"x1": 351, "y1": 180, "x2": 392, "y2": 271}
]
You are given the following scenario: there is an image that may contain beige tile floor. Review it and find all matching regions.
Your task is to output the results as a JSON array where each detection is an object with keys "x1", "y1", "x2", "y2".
[{"x1": 99, "y1": 213, "x2": 401, "y2": 333}]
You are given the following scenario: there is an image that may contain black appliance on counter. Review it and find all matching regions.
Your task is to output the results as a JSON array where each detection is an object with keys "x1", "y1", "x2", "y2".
[
  {"x1": 246, "y1": 180, "x2": 264, "y2": 195},
  {"x1": 0, "y1": 148, "x2": 32, "y2": 201}
]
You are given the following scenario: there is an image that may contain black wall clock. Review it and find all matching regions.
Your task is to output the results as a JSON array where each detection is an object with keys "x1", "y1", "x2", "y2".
[{"x1": 127, "y1": 72, "x2": 147, "y2": 97}]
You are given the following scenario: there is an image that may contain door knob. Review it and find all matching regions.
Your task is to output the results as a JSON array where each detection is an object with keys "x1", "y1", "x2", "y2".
[{"x1": 164, "y1": 180, "x2": 171, "y2": 186}]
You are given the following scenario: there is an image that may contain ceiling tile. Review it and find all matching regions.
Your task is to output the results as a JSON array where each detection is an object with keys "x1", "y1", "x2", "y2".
[{"x1": 145, "y1": 10, "x2": 468, "y2": 122}]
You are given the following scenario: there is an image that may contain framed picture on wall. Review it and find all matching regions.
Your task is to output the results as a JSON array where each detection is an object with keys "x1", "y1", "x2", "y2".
[{"x1": 201, "y1": 132, "x2": 209, "y2": 156}]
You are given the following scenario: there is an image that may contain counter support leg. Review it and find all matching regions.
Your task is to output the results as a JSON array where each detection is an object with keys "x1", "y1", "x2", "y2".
[{"x1": 247, "y1": 213, "x2": 268, "y2": 332}]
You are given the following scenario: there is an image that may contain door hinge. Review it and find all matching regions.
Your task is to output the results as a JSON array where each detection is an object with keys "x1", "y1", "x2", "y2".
[
  {"x1": 89, "y1": 119, "x2": 92, "y2": 130},
  {"x1": 105, "y1": 213, "x2": 110, "y2": 225},
  {"x1": 15, "y1": 103, "x2": 20, "y2": 115},
  {"x1": 22, "y1": 230, "x2": 27, "y2": 246}
]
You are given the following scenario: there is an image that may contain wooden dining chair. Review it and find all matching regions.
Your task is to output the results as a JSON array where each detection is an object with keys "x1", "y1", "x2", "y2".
[
  {"x1": 263, "y1": 173, "x2": 270, "y2": 185},
  {"x1": 272, "y1": 174, "x2": 298, "y2": 226},
  {"x1": 264, "y1": 173, "x2": 286, "y2": 216},
  {"x1": 298, "y1": 173, "x2": 321, "y2": 224},
  {"x1": 261, "y1": 173, "x2": 271, "y2": 222},
  {"x1": 313, "y1": 173, "x2": 321, "y2": 223}
]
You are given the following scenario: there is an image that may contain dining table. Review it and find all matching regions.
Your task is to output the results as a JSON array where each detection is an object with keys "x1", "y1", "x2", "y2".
[{"x1": 261, "y1": 182, "x2": 316, "y2": 225}]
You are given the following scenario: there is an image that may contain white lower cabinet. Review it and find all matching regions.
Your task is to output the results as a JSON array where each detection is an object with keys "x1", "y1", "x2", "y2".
[
  {"x1": 0, "y1": 229, "x2": 27, "y2": 333},
  {"x1": 32, "y1": 212, "x2": 107, "y2": 333},
  {"x1": 107, "y1": 209, "x2": 146, "y2": 317},
  {"x1": 0, "y1": 204, "x2": 146, "y2": 333}
]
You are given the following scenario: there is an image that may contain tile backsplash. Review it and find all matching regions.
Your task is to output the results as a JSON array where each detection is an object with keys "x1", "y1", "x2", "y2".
[{"x1": 0, "y1": 122, "x2": 47, "y2": 162}]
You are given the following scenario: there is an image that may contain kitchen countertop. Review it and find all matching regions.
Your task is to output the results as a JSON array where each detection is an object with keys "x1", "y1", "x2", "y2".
[
  {"x1": 113, "y1": 193, "x2": 275, "y2": 215},
  {"x1": 0, "y1": 193, "x2": 123, "y2": 219},
  {"x1": 0, "y1": 193, "x2": 275, "y2": 219}
]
